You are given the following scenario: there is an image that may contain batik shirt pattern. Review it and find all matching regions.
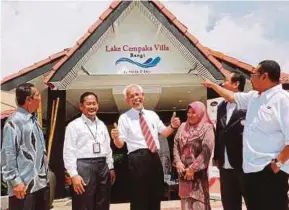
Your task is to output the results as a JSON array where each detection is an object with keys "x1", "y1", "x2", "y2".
[{"x1": 1, "y1": 107, "x2": 49, "y2": 196}]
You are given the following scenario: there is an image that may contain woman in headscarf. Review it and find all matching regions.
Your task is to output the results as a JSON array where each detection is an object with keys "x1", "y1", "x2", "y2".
[{"x1": 173, "y1": 101, "x2": 215, "y2": 210}]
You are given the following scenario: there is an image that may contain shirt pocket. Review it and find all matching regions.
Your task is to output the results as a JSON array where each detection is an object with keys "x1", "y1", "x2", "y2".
[
  {"x1": 150, "y1": 122, "x2": 156, "y2": 130},
  {"x1": 260, "y1": 105, "x2": 273, "y2": 115},
  {"x1": 255, "y1": 106, "x2": 275, "y2": 132},
  {"x1": 149, "y1": 123, "x2": 158, "y2": 134}
]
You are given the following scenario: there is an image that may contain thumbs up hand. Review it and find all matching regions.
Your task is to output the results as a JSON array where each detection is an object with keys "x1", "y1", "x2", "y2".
[
  {"x1": 111, "y1": 123, "x2": 119, "y2": 141},
  {"x1": 170, "y1": 112, "x2": 181, "y2": 129},
  {"x1": 113, "y1": 123, "x2": 118, "y2": 128}
]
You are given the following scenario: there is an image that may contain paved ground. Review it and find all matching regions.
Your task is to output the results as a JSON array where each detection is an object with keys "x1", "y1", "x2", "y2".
[
  {"x1": 51, "y1": 198, "x2": 247, "y2": 210},
  {"x1": 50, "y1": 178, "x2": 247, "y2": 210}
]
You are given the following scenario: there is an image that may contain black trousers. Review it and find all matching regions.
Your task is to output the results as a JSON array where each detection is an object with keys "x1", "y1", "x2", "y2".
[
  {"x1": 244, "y1": 164, "x2": 289, "y2": 210},
  {"x1": 72, "y1": 157, "x2": 111, "y2": 210},
  {"x1": 128, "y1": 149, "x2": 164, "y2": 210},
  {"x1": 9, "y1": 186, "x2": 49, "y2": 210},
  {"x1": 219, "y1": 168, "x2": 248, "y2": 210}
]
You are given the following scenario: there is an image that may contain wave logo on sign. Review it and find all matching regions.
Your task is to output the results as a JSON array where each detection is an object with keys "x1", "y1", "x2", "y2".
[{"x1": 115, "y1": 57, "x2": 161, "y2": 68}]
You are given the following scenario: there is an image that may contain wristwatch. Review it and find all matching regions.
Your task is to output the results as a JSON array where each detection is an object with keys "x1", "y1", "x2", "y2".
[{"x1": 273, "y1": 158, "x2": 283, "y2": 168}]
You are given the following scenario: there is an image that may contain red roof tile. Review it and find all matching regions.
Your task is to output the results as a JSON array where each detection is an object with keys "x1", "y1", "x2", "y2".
[
  {"x1": 173, "y1": 19, "x2": 187, "y2": 34},
  {"x1": 1, "y1": 109, "x2": 16, "y2": 120},
  {"x1": 206, "y1": 47, "x2": 289, "y2": 84},
  {"x1": 207, "y1": 55, "x2": 224, "y2": 72},
  {"x1": 161, "y1": 7, "x2": 176, "y2": 22},
  {"x1": 65, "y1": 44, "x2": 80, "y2": 58},
  {"x1": 153, "y1": 1, "x2": 165, "y2": 10},
  {"x1": 77, "y1": 32, "x2": 92, "y2": 46},
  {"x1": 49, "y1": 49, "x2": 69, "y2": 60},
  {"x1": 281, "y1": 72, "x2": 289, "y2": 84},
  {"x1": 206, "y1": 47, "x2": 255, "y2": 73},
  {"x1": 195, "y1": 42, "x2": 211, "y2": 58},
  {"x1": 185, "y1": 32, "x2": 199, "y2": 45},
  {"x1": 109, "y1": 0, "x2": 121, "y2": 9},
  {"x1": 51, "y1": 56, "x2": 68, "y2": 72},
  {"x1": 1, "y1": 49, "x2": 68, "y2": 85},
  {"x1": 100, "y1": 8, "x2": 113, "y2": 21},
  {"x1": 18, "y1": 66, "x2": 35, "y2": 75},
  {"x1": 236, "y1": 61, "x2": 255, "y2": 72},
  {"x1": 88, "y1": 19, "x2": 103, "y2": 33}
]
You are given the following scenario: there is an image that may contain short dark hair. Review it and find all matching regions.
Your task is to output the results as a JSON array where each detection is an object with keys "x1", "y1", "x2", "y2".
[
  {"x1": 80, "y1": 92, "x2": 98, "y2": 104},
  {"x1": 231, "y1": 72, "x2": 246, "y2": 92},
  {"x1": 16, "y1": 83, "x2": 35, "y2": 106},
  {"x1": 258, "y1": 60, "x2": 280, "y2": 83}
]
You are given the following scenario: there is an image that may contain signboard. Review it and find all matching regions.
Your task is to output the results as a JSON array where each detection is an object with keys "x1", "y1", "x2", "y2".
[
  {"x1": 83, "y1": 9, "x2": 191, "y2": 75},
  {"x1": 105, "y1": 44, "x2": 169, "y2": 74}
]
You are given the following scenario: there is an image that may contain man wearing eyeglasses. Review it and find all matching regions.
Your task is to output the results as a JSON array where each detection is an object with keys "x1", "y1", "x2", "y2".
[
  {"x1": 202, "y1": 60, "x2": 289, "y2": 210},
  {"x1": 111, "y1": 84, "x2": 181, "y2": 210},
  {"x1": 1, "y1": 83, "x2": 49, "y2": 210}
]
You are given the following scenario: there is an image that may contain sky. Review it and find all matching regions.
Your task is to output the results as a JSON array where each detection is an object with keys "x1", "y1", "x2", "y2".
[{"x1": 1, "y1": 1, "x2": 289, "y2": 80}]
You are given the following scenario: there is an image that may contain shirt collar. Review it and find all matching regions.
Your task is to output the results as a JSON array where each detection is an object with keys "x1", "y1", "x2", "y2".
[
  {"x1": 130, "y1": 108, "x2": 145, "y2": 115},
  {"x1": 17, "y1": 107, "x2": 33, "y2": 121},
  {"x1": 81, "y1": 114, "x2": 98, "y2": 125},
  {"x1": 260, "y1": 84, "x2": 282, "y2": 99}
]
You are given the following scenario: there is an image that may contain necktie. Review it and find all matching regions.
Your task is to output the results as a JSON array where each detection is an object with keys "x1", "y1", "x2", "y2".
[{"x1": 139, "y1": 111, "x2": 157, "y2": 153}]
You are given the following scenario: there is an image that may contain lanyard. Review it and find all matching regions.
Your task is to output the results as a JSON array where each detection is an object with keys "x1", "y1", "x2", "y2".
[{"x1": 85, "y1": 122, "x2": 98, "y2": 142}]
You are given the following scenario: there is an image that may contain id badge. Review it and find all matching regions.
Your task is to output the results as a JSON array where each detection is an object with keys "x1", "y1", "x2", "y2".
[{"x1": 93, "y1": 143, "x2": 101, "y2": 153}]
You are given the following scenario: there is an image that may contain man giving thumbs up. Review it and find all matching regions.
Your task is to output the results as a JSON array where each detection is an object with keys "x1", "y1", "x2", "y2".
[{"x1": 111, "y1": 84, "x2": 180, "y2": 210}]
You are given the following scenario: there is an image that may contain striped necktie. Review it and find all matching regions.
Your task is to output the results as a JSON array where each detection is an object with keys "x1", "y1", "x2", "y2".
[{"x1": 139, "y1": 111, "x2": 157, "y2": 153}]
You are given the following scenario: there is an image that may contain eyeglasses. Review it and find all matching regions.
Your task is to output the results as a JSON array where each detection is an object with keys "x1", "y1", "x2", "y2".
[
  {"x1": 30, "y1": 93, "x2": 40, "y2": 100},
  {"x1": 250, "y1": 72, "x2": 262, "y2": 78}
]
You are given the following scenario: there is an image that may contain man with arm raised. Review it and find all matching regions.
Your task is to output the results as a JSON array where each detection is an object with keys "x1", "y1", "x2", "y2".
[{"x1": 202, "y1": 60, "x2": 289, "y2": 210}]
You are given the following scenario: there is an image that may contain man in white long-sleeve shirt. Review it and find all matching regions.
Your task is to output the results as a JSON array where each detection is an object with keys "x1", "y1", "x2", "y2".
[{"x1": 63, "y1": 92, "x2": 115, "y2": 210}]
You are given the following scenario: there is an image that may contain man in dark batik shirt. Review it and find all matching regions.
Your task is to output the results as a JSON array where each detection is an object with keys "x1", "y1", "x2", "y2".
[{"x1": 1, "y1": 83, "x2": 49, "y2": 210}]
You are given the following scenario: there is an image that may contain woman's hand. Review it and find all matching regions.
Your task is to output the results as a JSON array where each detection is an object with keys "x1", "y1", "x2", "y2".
[
  {"x1": 176, "y1": 161, "x2": 186, "y2": 175},
  {"x1": 184, "y1": 168, "x2": 195, "y2": 181}
]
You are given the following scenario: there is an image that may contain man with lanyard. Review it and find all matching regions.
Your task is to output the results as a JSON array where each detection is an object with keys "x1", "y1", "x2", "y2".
[
  {"x1": 63, "y1": 92, "x2": 115, "y2": 210},
  {"x1": 202, "y1": 60, "x2": 289, "y2": 210},
  {"x1": 2, "y1": 83, "x2": 49, "y2": 210},
  {"x1": 111, "y1": 84, "x2": 181, "y2": 210}
]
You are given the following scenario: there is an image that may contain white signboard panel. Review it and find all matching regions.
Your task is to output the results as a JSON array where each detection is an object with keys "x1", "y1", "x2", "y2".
[{"x1": 83, "y1": 7, "x2": 191, "y2": 75}]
